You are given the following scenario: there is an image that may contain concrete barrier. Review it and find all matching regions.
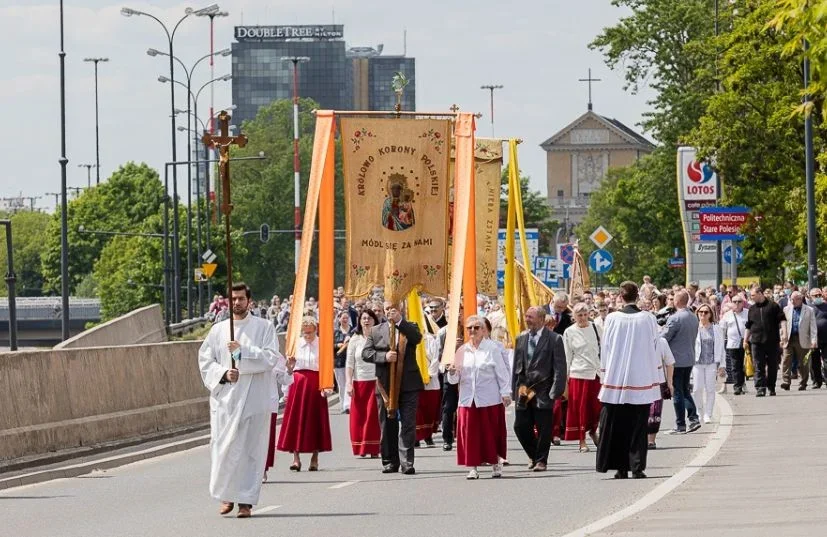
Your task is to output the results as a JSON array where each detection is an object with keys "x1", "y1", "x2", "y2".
[
  {"x1": 54, "y1": 304, "x2": 166, "y2": 350},
  {"x1": 0, "y1": 340, "x2": 207, "y2": 468}
]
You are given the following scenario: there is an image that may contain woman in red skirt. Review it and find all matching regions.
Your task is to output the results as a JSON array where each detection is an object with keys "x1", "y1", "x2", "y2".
[
  {"x1": 447, "y1": 315, "x2": 512, "y2": 480},
  {"x1": 345, "y1": 309, "x2": 381, "y2": 457},
  {"x1": 277, "y1": 316, "x2": 332, "y2": 471},
  {"x1": 562, "y1": 303, "x2": 603, "y2": 452}
]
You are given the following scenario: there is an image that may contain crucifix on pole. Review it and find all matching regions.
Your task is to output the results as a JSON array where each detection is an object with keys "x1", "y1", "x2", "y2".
[
  {"x1": 578, "y1": 68, "x2": 602, "y2": 111},
  {"x1": 201, "y1": 111, "x2": 248, "y2": 366}
]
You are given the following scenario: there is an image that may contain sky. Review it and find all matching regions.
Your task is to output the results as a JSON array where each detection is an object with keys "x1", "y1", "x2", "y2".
[{"x1": 0, "y1": 1, "x2": 655, "y2": 212}]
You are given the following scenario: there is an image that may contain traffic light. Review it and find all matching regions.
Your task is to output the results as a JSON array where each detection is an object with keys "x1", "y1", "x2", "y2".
[{"x1": 260, "y1": 223, "x2": 270, "y2": 243}]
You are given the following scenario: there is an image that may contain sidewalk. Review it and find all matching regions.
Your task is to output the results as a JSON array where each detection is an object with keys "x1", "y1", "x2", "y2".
[{"x1": 584, "y1": 386, "x2": 827, "y2": 536}]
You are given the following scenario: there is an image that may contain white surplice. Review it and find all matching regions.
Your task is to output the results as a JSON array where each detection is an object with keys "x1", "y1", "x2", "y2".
[
  {"x1": 198, "y1": 314, "x2": 284, "y2": 505},
  {"x1": 597, "y1": 308, "x2": 662, "y2": 405}
]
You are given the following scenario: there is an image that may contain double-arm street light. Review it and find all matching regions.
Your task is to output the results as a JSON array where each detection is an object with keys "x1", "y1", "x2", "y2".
[
  {"x1": 122, "y1": 4, "x2": 221, "y2": 319},
  {"x1": 77, "y1": 163, "x2": 97, "y2": 188},
  {"x1": 480, "y1": 84, "x2": 504, "y2": 138},
  {"x1": 83, "y1": 57, "x2": 108, "y2": 184},
  {"x1": 159, "y1": 71, "x2": 231, "y2": 317}
]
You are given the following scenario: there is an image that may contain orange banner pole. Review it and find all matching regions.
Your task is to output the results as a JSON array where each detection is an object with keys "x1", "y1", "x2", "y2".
[
  {"x1": 318, "y1": 119, "x2": 336, "y2": 391},
  {"x1": 442, "y1": 113, "x2": 476, "y2": 367},
  {"x1": 286, "y1": 111, "x2": 336, "y2": 367},
  {"x1": 462, "y1": 154, "x2": 477, "y2": 327}
]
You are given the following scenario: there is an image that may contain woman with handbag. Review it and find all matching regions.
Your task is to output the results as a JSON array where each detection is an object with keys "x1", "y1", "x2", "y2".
[
  {"x1": 562, "y1": 303, "x2": 603, "y2": 453},
  {"x1": 694, "y1": 305, "x2": 726, "y2": 423},
  {"x1": 648, "y1": 337, "x2": 675, "y2": 449}
]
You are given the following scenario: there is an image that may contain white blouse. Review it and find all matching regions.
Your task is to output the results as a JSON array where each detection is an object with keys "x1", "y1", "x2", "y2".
[
  {"x1": 345, "y1": 334, "x2": 376, "y2": 381},
  {"x1": 294, "y1": 337, "x2": 320, "y2": 372},
  {"x1": 447, "y1": 339, "x2": 511, "y2": 408},
  {"x1": 563, "y1": 323, "x2": 602, "y2": 380}
]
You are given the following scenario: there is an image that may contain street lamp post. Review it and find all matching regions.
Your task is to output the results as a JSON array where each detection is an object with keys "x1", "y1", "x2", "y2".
[
  {"x1": 59, "y1": 0, "x2": 70, "y2": 341},
  {"x1": 281, "y1": 56, "x2": 310, "y2": 272},
  {"x1": 804, "y1": 39, "x2": 818, "y2": 289},
  {"x1": 160, "y1": 71, "x2": 231, "y2": 318},
  {"x1": 122, "y1": 4, "x2": 220, "y2": 321},
  {"x1": 78, "y1": 163, "x2": 97, "y2": 188},
  {"x1": 480, "y1": 84, "x2": 503, "y2": 138},
  {"x1": 83, "y1": 57, "x2": 108, "y2": 184},
  {"x1": 0, "y1": 220, "x2": 17, "y2": 351}
]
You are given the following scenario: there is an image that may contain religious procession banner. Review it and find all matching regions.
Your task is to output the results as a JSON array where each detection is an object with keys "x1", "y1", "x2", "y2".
[
  {"x1": 569, "y1": 246, "x2": 591, "y2": 300},
  {"x1": 516, "y1": 261, "x2": 555, "y2": 327},
  {"x1": 342, "y1": 118, "x2": 451, "y2": 304}
]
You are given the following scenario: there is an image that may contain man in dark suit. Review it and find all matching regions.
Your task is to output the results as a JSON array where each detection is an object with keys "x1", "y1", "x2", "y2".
[
  {"x1": 547, "y1": 292, "x2": 574, "y2": 335},
  {"x1": 362, "y1": 301, "x2": 423, "y2": 475},
  {"x1": 512, "y1": 305, "x2": 568, "y2": 471}
]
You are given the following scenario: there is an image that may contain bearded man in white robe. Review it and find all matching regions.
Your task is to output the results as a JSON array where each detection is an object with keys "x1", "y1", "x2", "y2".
[
  {"x1": 596, "y1": 280, "x2": 663, "y2": 480},
  {"x1": 198, "y1": 282, "x2": 284, "y2": 518}
]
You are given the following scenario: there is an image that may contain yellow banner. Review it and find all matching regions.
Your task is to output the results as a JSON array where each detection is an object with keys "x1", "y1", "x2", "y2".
[
  {"x1": 342, "y1": 118, "x2": 451, "y2": 304},
  {"x1": 406, "y1": 289, "x2": 431, "y2": 385},
  {"x1": 473, "y1": 139, "x2": 503, "y2": 296},
  {"x1": 516, "y1": 261, "x2": 555, "y2": 329},
  {"x1": 569, "y1": 246, "x2": 591, "y2": 300}
]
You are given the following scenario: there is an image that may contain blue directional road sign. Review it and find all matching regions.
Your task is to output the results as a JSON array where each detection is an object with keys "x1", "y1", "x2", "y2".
[
  {"x1": 723, "y1": 245, "x2": 743, "y2": 265},
  {"x1": 589, "y1": 249, "x2": 614, "y2": 274}
]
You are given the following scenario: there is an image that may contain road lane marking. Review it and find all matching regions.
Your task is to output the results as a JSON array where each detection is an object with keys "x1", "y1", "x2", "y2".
[
  {"x1": 253, "y1": 505, "x2": 281, "y2": 515},
  {"x1": 328, "y1": 480, "x2": 359, "y2": 489},
  {"x1": 559, "y1": 394, "x2": 734, "y2": 537}
]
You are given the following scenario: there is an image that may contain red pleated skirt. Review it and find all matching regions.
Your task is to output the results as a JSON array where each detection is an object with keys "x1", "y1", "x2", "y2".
[
  {"x1": 564, "y1": 376, "x2": 602, "y2": 441},
  {"x1": 415, "y1": 389, "x2": 442, "y2": 441},
  {"x1": 277, "y1": 370, "x2": 332, "y2": 453},
  {"x1": 265, "y1": 412, "x2": 278, "y2": 469},
  {"x1": 456, "y1": 403, "x2": 507, "y2": 467},
  {"x1": 349, "y1": 380, "x2": 381, "y2": 456}
]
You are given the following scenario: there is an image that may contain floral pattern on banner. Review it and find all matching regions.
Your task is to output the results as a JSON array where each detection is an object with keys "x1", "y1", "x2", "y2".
[
  {"x1": 387, "y1": 269, "x2": 408, "y2": 289},
  {"x1": 423, "y1": 264, "x2": 442, "y2": 278},
  {"x1": 352, "y1": 264, "x2": 370, "y2": 278},
  {"x1": 350, "y1": 128, "x2": 375, "y2": 152},
  {"x1": 419, "y1": 129, "x2": 445, "y2": 154}
]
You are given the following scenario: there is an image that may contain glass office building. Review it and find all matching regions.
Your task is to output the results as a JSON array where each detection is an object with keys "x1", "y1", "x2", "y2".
[{"x1": 231, "y1": 25, "x2": 416, "y2": 127}]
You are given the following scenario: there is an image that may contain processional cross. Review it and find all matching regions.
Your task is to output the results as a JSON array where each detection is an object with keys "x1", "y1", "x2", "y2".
[
  {"x1": 578, "y1": 68, "x2": 602, "y2": 111},
  {"x1": 202, "y1": 111, "x2": 248, "y2": 365}
]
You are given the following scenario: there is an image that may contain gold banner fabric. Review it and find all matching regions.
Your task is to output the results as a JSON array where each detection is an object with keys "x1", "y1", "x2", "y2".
[
  {"x1": 569, "y1": 247, "x2": 591, "y2": 300},
  {"x1": 342, "y1": 118, "x2": 451, "y2": 304},
  {"x1": 473, "y1": 139, "x2": 503, "y2": 296}
]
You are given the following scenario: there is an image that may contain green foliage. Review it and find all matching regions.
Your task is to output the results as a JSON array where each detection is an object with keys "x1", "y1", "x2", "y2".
[
  {"x1": 576, "y1": 149, "x2": 684, "y2": 285},
  {"x1": 41, "y1": 162, "x2": 166, "y2": 294},
  {"x1": 93, "y1": 233, "x2": 164, "y2": 320},
  {"x1": 230, "y1": 98, "x2": 345, "y2": 300},
  {"x1": 0, "y1": 211, "x2": 51, "y2": 297},
  {"x1": 499, "y1": 169, "x2": 558, "y2": 256}
]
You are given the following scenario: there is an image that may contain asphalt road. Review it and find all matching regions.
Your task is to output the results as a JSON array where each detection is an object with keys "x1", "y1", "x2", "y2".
[{"x1": 1, "y1": 402, "x2": 714, "y2": 537}]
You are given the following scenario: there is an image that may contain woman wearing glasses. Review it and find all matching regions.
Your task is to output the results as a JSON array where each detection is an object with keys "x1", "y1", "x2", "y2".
[
  {"x1": 447, "y1": 315, "x2": 512, "y2": 479},
  {"x1": 693, "y1": 305, "x2": 726, "y2": 423},
  {"x1": 562, "y1": 302, "x2": 602, "y2": 453}
]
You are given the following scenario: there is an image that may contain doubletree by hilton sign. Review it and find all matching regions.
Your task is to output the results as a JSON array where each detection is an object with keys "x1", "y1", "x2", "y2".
[{"x1": 234, "y1": 25, "x2": 344, "y2": 41}]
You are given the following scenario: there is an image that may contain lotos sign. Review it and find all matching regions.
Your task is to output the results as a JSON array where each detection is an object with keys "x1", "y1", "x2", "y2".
[{"x1": 681, "y1": 157, "x2": 718, "y2": 201}]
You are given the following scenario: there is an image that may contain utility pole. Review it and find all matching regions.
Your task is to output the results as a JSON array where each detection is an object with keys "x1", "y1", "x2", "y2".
[
  {"x1": 83, "y1": 57, "x2": 108, "y2": 184},
  {"x1": 0, "y1": 220, "x2": 18, "y2": 351},
  {"x1": 78, "y1": 163, "x2": 97, "y2": 188}
]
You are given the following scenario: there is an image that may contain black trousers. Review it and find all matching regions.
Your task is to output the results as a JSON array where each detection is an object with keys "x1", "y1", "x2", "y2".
[
  {"x1": 596, "y1": 403, "x2": 649, "y2": 473},
  {"x1": 811, "y1": 346, "x2": 826, "y2": 386},
  {"x1": 377, "y1": 390, "x2": 419, "y2": 470},
  {"x1": 751, "y1": 342, "x2": 779, "y2": 391},
  {"x1": 513, "y1": 403, "x2": 553, "y2": 464},
  {"x1": 672, "y1": 366, "x2": 698, "y2": 429},
  {"x1": 726, "y1": 348, "x2": 746, "y2": 389},
  {"x1": 441, "y1": 382, "x2": 459, "y2": 445}
]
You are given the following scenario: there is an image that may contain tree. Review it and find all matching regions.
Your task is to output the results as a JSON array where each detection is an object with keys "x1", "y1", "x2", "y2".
[
  {"x1": 499, "y1": 170, "x2": 558, "y2": 256},
  {"x1": 93, "y1": 234, "x2": 163, "y2": 320},
  {"x1": 230, "y1": 98, "x2": 346, "y2": 299},
  {"x1": 41, "y1": 162, "x2": 166, "y2": 294},
  {"x1": 0, "y1": 211, "x2": 51, "y2": 297}
]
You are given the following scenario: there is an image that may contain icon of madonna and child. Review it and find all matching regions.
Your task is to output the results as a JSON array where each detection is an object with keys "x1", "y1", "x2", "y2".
[{"x1": 381, "y1": 173, "x2": 416, "y2": 231}]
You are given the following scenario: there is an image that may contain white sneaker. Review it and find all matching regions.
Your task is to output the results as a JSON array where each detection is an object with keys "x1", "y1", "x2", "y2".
[
  {"x1": 466, "y1": 468, "x2": 480, "y2": 480},
  {"x1": 492, "y1": 463, "x2": 503, "y2": 478},
  {"x1": 703, "y1": 415, "x2": 711, "y2": 424},
  {"x1": 717, "y1": 384, "x2": 728, "y2": 394}
]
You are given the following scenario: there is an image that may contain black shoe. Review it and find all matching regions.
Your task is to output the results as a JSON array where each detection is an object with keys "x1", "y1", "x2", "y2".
[
  {"x1": 687, "y1": 421, "x2": 702, "y2": 433},
  {"x1": 442, "y1": 443, "x2": 453, "y2": 451},
  {"x1": 756, "y1": 389, "x2": 766, "y2": 397},
  {"x1": 632, "y1": 471, "x2": 647, "y2": 479},
  {"x1": 769, "y1": 389, "x2": 776, "y2": 396},
  {"x1": 780, "y1": 383, "x2": 790, "y2": 391},
  {"x1": 798, "y1": 384, "x2": 807, "y2": 391},
  {"x1": 382, "y1": 464, "x2": 399, "y2": 474},
  {"x1": 647, "y1": 442, "x2": 657, "y2": 450},
  {"x1": 614, "y1": 471, "x2": 628, "y2": 479},
  {"x1": 734, "y1": 387, "x2": 744, "y2": 395},
  {"x1": 424, "y1": 438, "x2": 435, "y2": 447},
  {"x1": 401, "y1": 466, "x2": 416, "y2": 475},
  {"x1": 414, "y1": 441, "x2": 421, "y2": 448},
  {"x1": 814, "y1": 382, "x2": 823, "y2": 389}
]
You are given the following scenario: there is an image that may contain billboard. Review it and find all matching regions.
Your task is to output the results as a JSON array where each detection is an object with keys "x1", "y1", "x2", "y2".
[{"x1": 677, "y1": 147, "x2": 720, "y2": 287}]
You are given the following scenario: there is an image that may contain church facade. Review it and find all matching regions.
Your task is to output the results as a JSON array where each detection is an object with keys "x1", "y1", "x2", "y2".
[{"x1": 540, "y1": 110, "x2": 654, "y2": 231}]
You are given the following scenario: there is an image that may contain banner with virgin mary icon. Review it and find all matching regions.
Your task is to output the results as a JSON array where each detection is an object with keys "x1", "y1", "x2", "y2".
[{"x1": 342, "y1": 117, "x2": 451, "y2": 303}]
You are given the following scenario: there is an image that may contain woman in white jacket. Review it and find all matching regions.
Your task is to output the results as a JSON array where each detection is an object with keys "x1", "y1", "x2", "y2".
[{"x1": 694, "y1": 304, "x2": 726, "y2": 424}]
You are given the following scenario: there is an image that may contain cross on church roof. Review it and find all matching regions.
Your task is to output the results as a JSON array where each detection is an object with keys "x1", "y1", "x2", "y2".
[{"x1": 578, "y1": 68, "x2": 602, "y2": 111}]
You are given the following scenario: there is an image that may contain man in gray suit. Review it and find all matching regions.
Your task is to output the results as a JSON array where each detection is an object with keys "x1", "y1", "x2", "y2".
[
  {"x1": 362, "y1": 301, "x2": 423, "y2": 475},
  {"x1": 663, "y1": 290, "x2": 700, "y2": 433},
  {"x1": 512, "y1": 306, "x2": 567, "y2": 472},
  {"x1": 781, "y1": 291, "x2": 818, "y2": 390}
]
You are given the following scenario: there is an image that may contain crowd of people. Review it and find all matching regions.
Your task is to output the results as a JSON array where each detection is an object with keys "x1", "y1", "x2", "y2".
[{"x1": 197, "y1": 276, "x2": 823, "y2": 517}]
